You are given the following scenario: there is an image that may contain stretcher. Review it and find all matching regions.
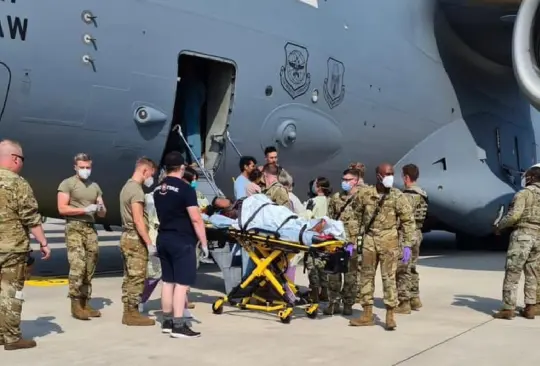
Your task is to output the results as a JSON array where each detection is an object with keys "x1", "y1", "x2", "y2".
[{"x1": 207, "y1": 225, "x2": 351, "y2": 324}]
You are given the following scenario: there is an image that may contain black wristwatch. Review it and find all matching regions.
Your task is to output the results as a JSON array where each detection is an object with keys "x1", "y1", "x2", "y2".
[{"x1": 40, "y1": 242, "x2": 48, "y2": 248}]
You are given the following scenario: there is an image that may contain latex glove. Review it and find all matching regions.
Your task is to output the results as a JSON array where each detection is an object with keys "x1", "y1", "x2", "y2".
[
  {"x1": 200, "y1": 244, "x2": 209, "y2": 259},
  {"x1": 344, "y1": 243, "x2": 354, "y2": 256},
  {"x1": 306, "y1": 199, "x2": 315, "y2": 211},
  {"x1": 401, "y1": 247, "x2": 412, "y2": 264},
  {"x1": 147, "y1": 244, "x2": 158, "y2": 257},
  {"x1": 84, "y1": 204, "x2": 98, "y2": 213}
]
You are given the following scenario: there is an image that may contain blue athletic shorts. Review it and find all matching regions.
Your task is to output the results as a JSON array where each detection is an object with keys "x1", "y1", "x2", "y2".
[{"x1": 156, "y1": 233, "x2": 197, "y2": 286}]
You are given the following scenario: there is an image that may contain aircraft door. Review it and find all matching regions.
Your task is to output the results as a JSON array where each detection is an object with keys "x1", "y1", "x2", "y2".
[{"x1": 0, "y1": 62, "x2": 11, "y2": 122}]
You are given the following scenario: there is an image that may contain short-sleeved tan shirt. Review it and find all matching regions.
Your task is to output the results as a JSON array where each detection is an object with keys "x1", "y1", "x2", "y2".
[
  {"x1": 58, "y1": 176, "x2": 102, "y2": 223},
  {"x1": 119, "y1": 179, "x2": 147, "y2": 231}
]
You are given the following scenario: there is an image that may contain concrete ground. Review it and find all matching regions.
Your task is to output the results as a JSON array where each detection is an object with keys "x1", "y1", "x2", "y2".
[{"x1": 3, "y1": 219, "x2": 540, "y2": 365}]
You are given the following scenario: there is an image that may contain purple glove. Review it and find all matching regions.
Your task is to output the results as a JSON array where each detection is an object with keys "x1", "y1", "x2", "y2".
[
  {"x1": 401, "y1": 247, "x2": 411, "y2": 264},
  {"x1": 345, "y1": 243, "x2": 354, "y2": 256}
]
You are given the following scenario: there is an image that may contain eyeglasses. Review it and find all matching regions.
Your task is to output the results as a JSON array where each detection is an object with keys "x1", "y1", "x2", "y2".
[{"x1": 12, "y1": 154, "x2": 24, "y2": 162}]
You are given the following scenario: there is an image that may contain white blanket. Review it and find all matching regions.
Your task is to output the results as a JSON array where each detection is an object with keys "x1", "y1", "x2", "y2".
[{"x1": 206, "y1": 194, "x2": 346, "y2": 245}]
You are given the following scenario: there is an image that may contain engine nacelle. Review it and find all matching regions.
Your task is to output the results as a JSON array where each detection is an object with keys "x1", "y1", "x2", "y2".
[{"x1": 513, "y1": 0, "x2": 540, "y2": 110}]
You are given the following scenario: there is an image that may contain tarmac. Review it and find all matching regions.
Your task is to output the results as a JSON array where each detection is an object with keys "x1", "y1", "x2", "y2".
[{"x1": 4, "y1": 219, "x2": 540, "y2": 366}]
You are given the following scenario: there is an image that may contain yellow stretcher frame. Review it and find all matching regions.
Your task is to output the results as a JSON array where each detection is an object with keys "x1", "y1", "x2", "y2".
[{"x1": 210, "y1": 227, "x2": 346, "y2": 324}]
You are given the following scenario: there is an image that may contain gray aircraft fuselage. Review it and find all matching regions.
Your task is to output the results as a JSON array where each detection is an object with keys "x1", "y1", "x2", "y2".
[{"x1": 0, "y1": 0, "x2": 537, "y2": 239}]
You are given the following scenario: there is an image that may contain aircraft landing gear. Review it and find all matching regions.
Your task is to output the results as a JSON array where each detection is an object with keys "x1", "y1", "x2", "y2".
[{"x1": 455, "y1": 232, "x2": 509, "y2": 251}]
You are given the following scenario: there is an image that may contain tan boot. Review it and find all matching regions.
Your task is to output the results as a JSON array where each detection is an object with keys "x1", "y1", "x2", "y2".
[
  {"x1": 395, "y1": 300, "x2": 412, "y2": 314},
  {"x1": 122, "y1": 305, "x2": 156, "y2": 326},
  {"x1": 410, "y1": 297, "x2": 423, "y2": 310},
  {"x1": 342, "y1": 304, "x2": 353, "y2": 316},
  {"x1": 385, "y1": 307, "x2": 397, "y2": 331},
  {"x1": 493, "y1": 309, "x2": 515, "y2": 320},
  {"x1": 349, "y1": 305, "x2": 375, "y2": 326},
  {"x1": 520, "y1": 305, "x2": 536, "y2": 319},
  {"x1": 81, "y1": 298, "x2": 101, "y2": 318},
  {"x1": 71, "y1": 298, "x2": 90, "y2": 321},
  {"x1": 533, "y1": 303, "x2": 540, "y2": 316},
  {"x1": 4, "y1": 338, "x2": 37, "y2": 351},
  {"x1": 323, "y1": 302, "x2": 341, "y2": 316},
  {"x1": 319, "y1": 287, "x2": 329, "y2": 302},
  {"x1": 187, "y1": 302, "x2": 196, "y2": 310}
]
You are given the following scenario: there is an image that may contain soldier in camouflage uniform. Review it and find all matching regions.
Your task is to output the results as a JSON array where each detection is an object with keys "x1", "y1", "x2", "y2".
[
  {"x1": 323, "y1": 167, "x2": 364, "y2": 316},
  {"x1": 119, "y1": 157, "x2": 157, "y2": 326},
  {"x1": 57, "y1": 153, "x2": 107, "y2": 321},
  {"x1": 0, "y1": 140, "x2": 50, "y2": 350},
  {"x1": 395, "y1": 164, "x2": 428, "y2": 314},
  {"x1": 350, "y1": 163, "x2": 415, "y2": 331},
  {"x1": 262, "y1": 163, "x2": 291, "y2": 210},
  {"x1": 493, "y1": 167, "x2": 540, "y2": 320}
]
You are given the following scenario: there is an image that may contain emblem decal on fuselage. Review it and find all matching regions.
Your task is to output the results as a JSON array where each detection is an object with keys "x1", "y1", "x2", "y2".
[
  {"x1": 280, "y1": 42, "x2": 311, "y2": 99},
  {"x1": 323, "y1": 57, "x2": 345, "y2": 109}
]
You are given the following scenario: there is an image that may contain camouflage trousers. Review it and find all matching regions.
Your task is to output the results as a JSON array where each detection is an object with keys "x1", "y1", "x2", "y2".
[
  {"x1": 396, "y1": 230, "x2": 423, "y2": 302},
  {"x1": 65, "y1": 220, "x2": 99, "y2": 299},
  {"x1": 305, "y1": 255, "x2": 328, "y2": 289},
  {"x1": 328, "y1": 254, "x2": 358, "y2": 305},
  {"x1": 0, "y1": 252, "x2": 27, "y2": 344},
  {"x1": 120, "y1": 231, "x2": 148, "y2": 307},
  {"x1": 501, "y1": 228, "x2": 540, "y2": 310},
  {"x1": 358, "y1": 235, "x2": 399, "y2": 308}
]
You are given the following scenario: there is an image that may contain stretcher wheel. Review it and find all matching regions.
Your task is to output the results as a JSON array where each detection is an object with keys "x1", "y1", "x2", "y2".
[
  {"x1": 305, "y1": 305, "x2": 318, "y2": 319},
  {"x1": 212, "y1": 299, "x2": 224, "y2": 315},
  {"x1": 278, "y1": 308, "x2": 293, "y2": 324}
]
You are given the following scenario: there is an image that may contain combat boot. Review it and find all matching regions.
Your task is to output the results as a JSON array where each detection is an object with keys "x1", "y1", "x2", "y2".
[
  {"x1": 410, "y1": 297, "x2": 423, "y2": 310},
  {"x1": 385, "y1": 307, "x2": 397, "y2": 331},
  {"x1": 71, "y1": 298, "x2": 90, "y2": 321},
  {"x1": 342, "y1": 303, "x2": 353, "y2": 316},
  {"x1": 319, "y1": 287, "x2": 329, "y2": 302},
  {"x1": 349, "y1": 305, "x2": 375, "y2": 326},
  {"x1": 492, "y1": 309, "x2": 515, "y2": 320},
  {"x1": 394, "y1": 300, "x2": 412, "y2": 314},
  {"x1": 122, "y1": 305, "x2": 156, "y2": 326},
  {"x1": 533, "y1": 303, "x2": 540, "y2": 316},
  {"x1": 520, "y1": 305, "x2": 536, "y2": 319},
  {"x1": 309, "y1": 287, "x2": 320, "y2": 303},
  {"x1": 323, "y1": 302, "x2": 342, "y2": 316},
  {"x1": 4, "y1": 338, "x2": 37, "y2": 351},
  {"x1": 81, "y1": 298, "x2": 101, "y2": 318}
]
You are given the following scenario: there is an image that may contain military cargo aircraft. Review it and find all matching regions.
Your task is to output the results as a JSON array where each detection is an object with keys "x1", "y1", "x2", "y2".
[{"x1": 0, "y1": 0, "x2": 538, "y2": 248}]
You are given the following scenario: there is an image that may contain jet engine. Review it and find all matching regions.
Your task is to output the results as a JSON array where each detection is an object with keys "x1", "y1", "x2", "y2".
[{"x1": 513, "y1": 0, "x2": 540, "y2": 110}]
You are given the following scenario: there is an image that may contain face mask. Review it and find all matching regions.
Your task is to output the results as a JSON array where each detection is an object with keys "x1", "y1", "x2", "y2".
[
  {"x1": 382, "y1": 175, "x2": 394, "y2": 189},
  {"x1": 311, "y1": 182, "x2": 318, "y2": 195},
  {"x1": 78, "y1": 168, "x2": 91, "y2": 180},
  {"x1": 144, "y1": 176, "x2": 154, "y2": 188},
  {"x1": 341, "y1": 181, "x2": 352, "y2": 192},
  {"x1": 191, "y1": 180, "x2": 198, "y2": 189}
]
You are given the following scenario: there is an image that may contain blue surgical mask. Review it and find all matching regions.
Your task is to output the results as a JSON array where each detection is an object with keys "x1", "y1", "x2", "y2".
[
  {"x1": 311, "y1": 182, "x2": 318, "y2": 195},
  {"x1": 341, "y1": 181, "x2": 352, "y2": 192},
  {"x1": 191, "y1": 181, "x2": 198, "y2": 189}
]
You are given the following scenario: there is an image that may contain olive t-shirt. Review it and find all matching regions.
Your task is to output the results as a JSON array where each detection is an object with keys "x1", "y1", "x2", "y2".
[
  {"x1": 57, "y1": 176, "x2": 102, "y2": 223},
  {"x1": 119, "y1": 179, "x2": 147, "y2": 231}
]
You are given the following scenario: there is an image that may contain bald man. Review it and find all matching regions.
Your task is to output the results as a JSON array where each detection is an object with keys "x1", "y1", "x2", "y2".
[
  {"x1": 0, "y1": 140, "x2": 50, "y2": 350},
  {"x1": 349, "y1": 163, "x2": 415, "y2": 331}
]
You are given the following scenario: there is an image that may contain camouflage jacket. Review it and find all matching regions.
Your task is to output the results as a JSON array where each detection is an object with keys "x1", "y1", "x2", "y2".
[
  {"x1": 497, "y1": 183, "x2": 540, "y2": 231},
  {"x1": 402, "y1": 184, "x2": 428, "y2": 230},
  {"x1": 0, "y1": 168, "x2": 42, "y2": 253},
  {"x1": 328, "y1": 191, "x2": 361, "y2": 242},
  {"x1": 263, "y1": 182, "x2": 291, "y2": 210},
  {"x1": 354, "y1": 186, "x2": 415, "y2": 247}
]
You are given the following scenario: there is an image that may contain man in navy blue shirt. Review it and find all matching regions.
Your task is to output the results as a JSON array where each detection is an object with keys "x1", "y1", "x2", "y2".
[{"x1": 153, "y1": 151, "x2": 208, "y2": 338}]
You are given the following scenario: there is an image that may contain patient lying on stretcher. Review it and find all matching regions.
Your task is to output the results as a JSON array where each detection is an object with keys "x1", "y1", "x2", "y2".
[{"x1": 204, "y1": 194, "x2": 346, "y2": 246}]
